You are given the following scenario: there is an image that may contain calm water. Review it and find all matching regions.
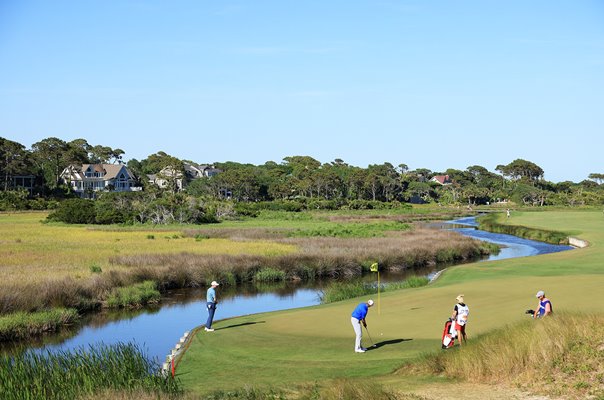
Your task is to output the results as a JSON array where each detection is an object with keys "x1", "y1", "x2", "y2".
[{"x1": 4, "y1": 216, "x2": 573, "y2": 363}]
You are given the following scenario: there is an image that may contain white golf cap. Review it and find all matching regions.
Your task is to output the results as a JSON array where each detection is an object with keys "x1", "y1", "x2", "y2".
[
  {"x1": 211, "y1": 281, "x2": 219, "y2": 286},
  {"x1": 367, "y1": 299, "x2": 374, "y2": 306},
  {"x1": 536, "y1": 290, "x2": 544, "y2": 298}
]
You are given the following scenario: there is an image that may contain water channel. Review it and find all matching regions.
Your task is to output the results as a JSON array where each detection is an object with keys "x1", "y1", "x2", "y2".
[{"x1": 3, "y1": 216, "x2": 573, "y2": 363}]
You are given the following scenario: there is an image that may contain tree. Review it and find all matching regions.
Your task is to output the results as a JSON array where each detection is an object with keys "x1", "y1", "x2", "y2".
[
  {"x1": 0, "y1": 137, "x2": 32, "y2": 191},
  {"x1": 497, "y1": 159, "x2": 544, "y2": 184},
  {"x1": 588, "y1": 173, "x2": 604, "y2": 185},
  {"x1": 31, "y1": 137, "x2": 70, "y2": 189}
]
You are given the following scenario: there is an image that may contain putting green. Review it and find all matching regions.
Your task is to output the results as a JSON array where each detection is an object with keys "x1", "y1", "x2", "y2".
[{"x1": 176, "y1": 210, "x2": 604, "y2": 395}]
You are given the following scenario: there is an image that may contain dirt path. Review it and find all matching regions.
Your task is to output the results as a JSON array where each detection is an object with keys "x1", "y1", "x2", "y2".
[{"x1": 400, "y1": 383, "x2": 553, "y2": 400}]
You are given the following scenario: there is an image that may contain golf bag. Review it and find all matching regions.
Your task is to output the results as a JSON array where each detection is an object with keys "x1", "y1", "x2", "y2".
[{"x1": 441, "y1": 318, "x2": 457, "y2": 349}]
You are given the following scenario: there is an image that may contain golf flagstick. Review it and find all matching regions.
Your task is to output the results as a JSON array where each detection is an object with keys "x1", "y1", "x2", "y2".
[{"x1": 370, "y1": 262, "x2": 380, "y2": 315}]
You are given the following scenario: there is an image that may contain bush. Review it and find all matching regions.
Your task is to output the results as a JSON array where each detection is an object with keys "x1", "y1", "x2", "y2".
[
  {"x1": 0, "y1": 190, "x2": 29, "y2": 211},
  {"x1": 47, "y1": 198, "x2": 96, "y2": 224}
]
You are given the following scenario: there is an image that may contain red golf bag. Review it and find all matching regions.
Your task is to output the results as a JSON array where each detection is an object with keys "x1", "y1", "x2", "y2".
[{"x1": 441, "y1": 318, "x2": 457, "y2": 349}]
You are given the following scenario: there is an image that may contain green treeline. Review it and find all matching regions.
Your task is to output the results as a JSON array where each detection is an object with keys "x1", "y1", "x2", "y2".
[{"x1": 2, "y1": 136, "x2": 604, "y2": 221}]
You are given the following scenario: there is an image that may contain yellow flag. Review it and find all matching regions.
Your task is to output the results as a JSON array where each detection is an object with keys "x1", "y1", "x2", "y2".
[{"x1": 370, "y1": 262, "x2": 378, "y2": 272}]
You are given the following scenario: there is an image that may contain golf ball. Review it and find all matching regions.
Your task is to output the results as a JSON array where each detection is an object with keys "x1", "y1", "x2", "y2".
[{"x1": 380, "y1": 333, "x2": 383, "y2": 336}]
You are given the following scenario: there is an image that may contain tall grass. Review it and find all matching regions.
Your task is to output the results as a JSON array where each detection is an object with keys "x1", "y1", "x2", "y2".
[
  {"x1": 0, "y1": 308, "x2": 78, "y2": 341},
  {"x1": 106, "y1": 281, "x2": 160, "y2": 308},
  {"x1": 405, "y1": 312, "x2": 604, "y2": 399},
  {"x1": 253, "y1": 267, "x2": 286, "y2": 282},
  {"x1": 319, "y1": 276, "x2": 429, "y2": 304},
  {"x1": 0, "y1": 227, "x2": 489, "y2": 314},
  {"x1": 0, "y1": 342, "x2": 181, "y2": 400}
]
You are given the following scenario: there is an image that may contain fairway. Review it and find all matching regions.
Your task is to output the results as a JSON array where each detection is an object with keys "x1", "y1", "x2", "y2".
[{"x1": 176, "y1": 210, "x2": 604, "y2": 395}]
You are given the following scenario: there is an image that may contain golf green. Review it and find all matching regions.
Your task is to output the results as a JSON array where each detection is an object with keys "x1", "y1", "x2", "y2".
[{"x1": 176, "y1": 210, "x2": 604, "y2": 394}]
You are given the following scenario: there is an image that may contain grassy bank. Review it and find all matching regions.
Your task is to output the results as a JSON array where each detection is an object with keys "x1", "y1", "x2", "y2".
[
  {"x1": 0, "y1": 343, "x2": 181, "y2": 400},
  {"x1": 0, "y1": 308, "x2": 78, "y2": 342},
  {"x1": 478, "y1": 212, "x2": 570, "y2": 244},
  {"x1": 176, "y1": 210, "x2": 604, "y2": 398},
  {"x1": 406, "y1": 312, "x2": 604, "y2": 399}
]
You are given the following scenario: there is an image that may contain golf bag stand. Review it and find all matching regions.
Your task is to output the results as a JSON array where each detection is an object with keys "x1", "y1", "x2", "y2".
[{"x1": 441, "y1": 318, "x2": 457, "y2": 349}]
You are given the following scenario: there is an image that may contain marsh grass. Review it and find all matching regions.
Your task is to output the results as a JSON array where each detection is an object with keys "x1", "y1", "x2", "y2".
[
  {"x1": 0, "y1": 308, "x2": 78, "y2": 341},
  {"x1": 405, "y1": 312, "x2": 604, "y2": 399},
  {"x1": 253, "y1": 267, "x2": 286, "y2": 282},
  {"x1": 0, "y1": 212, "x2": 490, "y2": 316},
  {"x1": 0, "y1": 342, "x2": 182, "y2": 400},
  {"x1": 288, "y1": 221, "x2": 411, "y2": 238},
  {"x1": 106, "y1": 281, "x2": 160, "y2": 308},
  {"x1": 319, "y1": 275, "x2": 430, "y2": 303}
]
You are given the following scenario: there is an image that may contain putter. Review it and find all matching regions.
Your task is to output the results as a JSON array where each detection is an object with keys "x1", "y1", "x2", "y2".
[{"x1": 364, "y1": 325, "x2": 377, "y2": 348}]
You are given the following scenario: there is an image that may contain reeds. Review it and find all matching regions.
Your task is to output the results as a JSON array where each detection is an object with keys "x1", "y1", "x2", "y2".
[{"x1": 0, "y1": 342, "x2": 182, "y2": 400}]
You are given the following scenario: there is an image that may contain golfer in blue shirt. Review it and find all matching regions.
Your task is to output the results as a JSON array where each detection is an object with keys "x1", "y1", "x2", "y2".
[
  {"x1": 205, "y1": 280, "x2": 219, "y2": 332},
  {"x1": 351, "y1": 299, "x2": 374, "y2": 353}
]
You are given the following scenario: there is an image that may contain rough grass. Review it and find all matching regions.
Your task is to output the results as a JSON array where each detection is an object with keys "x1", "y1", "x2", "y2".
[{"x1": 405, "y1": 312, "x2": 604, "y2": 399}]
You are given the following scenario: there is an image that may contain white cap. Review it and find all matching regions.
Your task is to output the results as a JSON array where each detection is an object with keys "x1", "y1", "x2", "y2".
[
  {"x1": 211, "y1": 281, "x2": 219, "y2": 286},
  {"x1": 536, "y1": 290, "x2": 544, "y2": 298},
  {"x1": 367, "y1": 299, "x2": 374, "y2": 306}
]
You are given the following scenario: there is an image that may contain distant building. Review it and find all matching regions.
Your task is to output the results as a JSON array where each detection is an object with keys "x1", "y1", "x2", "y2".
[
  {"x1": 148, "y1": 163, "x2": 222, "y2": 191},
  {"x1": 8, "y1": 175, "x2": 36, "y2": 194},
  {"x1": 430, "y1": 174, "x2": 453, "y2": 185},
  {"x1": 61, "y1": 164, "x2": 140, "y2": 198}
]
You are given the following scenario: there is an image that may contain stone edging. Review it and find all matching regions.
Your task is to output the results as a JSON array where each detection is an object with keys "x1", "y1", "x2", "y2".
[
  {"x1": 568, "y1": 237, "x2": 588, "y2": 248},
  {"x1": 161, "y1": 330, "x2": 191, "y2": 376}
]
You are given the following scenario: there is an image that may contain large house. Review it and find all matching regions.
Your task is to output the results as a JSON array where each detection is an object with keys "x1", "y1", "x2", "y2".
[
  {"x1": 61, "y1": 164, "x2": 140, "y2": 197},
  {"x1": 148, "y1": 163, "x2": 222, "y2": 191},
  {"x1": 430, "y1": 174, "x2": 453, "y2": 185}
]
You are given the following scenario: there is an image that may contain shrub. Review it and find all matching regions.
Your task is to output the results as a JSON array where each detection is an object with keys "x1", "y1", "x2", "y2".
[
  {"x1": 90, "y1": 264, "x2": 103, "y2": 274},
  {"x1": 47, "y1": 198, "x2": 96, "y2": 224}
]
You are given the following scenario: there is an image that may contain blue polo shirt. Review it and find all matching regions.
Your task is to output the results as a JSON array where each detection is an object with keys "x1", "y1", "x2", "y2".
[
  {"x1": 207, "y1": 287, "x2": 216, "y2": 303},
  {"x1": 351, "y1": 303, "x2": 369, "y2": 319}
]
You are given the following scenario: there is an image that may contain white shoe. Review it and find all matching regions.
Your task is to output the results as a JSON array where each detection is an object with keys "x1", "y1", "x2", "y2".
[
  {"x1": 205, "y1": 327, "x2": 214, "y2": 332},
  {"x1": 355, "y1": 348, "x2": 366, "y2": 353}
]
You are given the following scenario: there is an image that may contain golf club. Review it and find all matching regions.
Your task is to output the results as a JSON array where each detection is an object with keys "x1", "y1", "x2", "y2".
[{"x1": 364, "y1": 325, "x2": 377, "y2": 348}]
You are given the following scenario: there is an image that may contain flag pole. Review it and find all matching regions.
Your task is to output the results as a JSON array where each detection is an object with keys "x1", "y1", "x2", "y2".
[{"x1": 370, "y1": 262, "x2": 380, "y2": 315}]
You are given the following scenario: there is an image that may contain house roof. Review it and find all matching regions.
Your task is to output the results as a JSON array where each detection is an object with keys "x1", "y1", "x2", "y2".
[
  {"x1": 431, "y1": 175, "x2": 452, "y2": 185},
  {"x1": 69, "y1": 164, "x2": 134, "y2": 180}
]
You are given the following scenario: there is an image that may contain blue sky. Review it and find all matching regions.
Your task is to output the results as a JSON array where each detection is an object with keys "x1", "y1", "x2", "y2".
[{"x1": 1, "y1": 1, "x2": 603, "y2": 182}]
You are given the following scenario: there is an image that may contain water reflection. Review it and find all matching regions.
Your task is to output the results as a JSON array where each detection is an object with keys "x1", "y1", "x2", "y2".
[{"x1": 3, "y1": 216, "x2": 573, "y2": 363}]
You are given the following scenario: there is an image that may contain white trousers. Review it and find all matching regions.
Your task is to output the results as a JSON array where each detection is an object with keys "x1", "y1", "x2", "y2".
[{"x1": 351, "y1": 317, "x2": 363, "y2": 350}]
